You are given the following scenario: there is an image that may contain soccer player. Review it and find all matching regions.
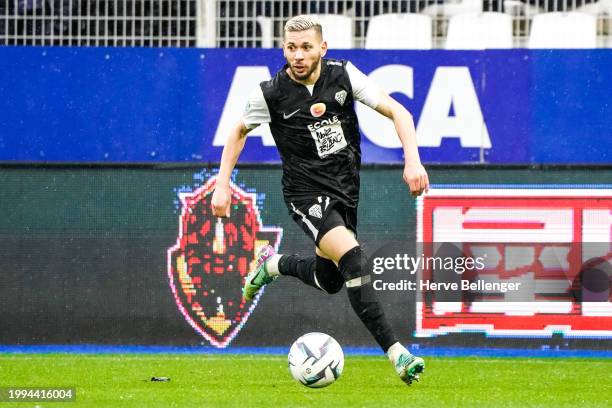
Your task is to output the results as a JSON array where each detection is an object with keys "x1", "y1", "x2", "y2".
[{"x1": 211, "y1": 14, "x2": 429, "y2": 385}]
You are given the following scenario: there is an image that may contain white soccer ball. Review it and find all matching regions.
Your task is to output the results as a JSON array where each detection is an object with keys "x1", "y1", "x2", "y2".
[{"x1": 288, "y1": 332, "x2": 344, "y2": 388}]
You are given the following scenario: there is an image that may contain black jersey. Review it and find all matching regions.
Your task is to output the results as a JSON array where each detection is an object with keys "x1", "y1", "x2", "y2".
[{"x1": 260, "y1": 59, "x2": 361, "y2": 207}]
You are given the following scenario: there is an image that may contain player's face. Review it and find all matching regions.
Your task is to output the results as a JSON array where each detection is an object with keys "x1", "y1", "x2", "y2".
[{"x1": 283, "y1": 29, "x2": 327, "y2": 83}]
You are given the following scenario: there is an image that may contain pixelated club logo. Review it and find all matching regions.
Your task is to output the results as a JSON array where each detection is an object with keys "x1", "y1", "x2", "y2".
[
  {"x1": 416, "y1": 188, "x2": 612, "y2": 338},
  {"x1": 167, "y1": 175, "x2": 282, "y2": 348}
]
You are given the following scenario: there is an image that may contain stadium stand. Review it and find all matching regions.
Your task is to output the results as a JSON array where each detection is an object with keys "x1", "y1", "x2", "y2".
[{"x1": 1, "y1": 0, "x2": 611, "y2": 48}]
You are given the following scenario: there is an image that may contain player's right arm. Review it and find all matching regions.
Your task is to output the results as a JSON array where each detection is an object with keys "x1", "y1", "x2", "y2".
[
  {"x1": 211, "y1": 85, "x2": 271, "y2": 218},
  {"x1": 211, "y1": 120, "x2": 249, "y2": 218}
]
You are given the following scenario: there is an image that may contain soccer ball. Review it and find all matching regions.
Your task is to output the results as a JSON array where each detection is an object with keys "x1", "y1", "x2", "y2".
[{"x1": 288, "y1": 332, "x2": 344, "y2": 388}]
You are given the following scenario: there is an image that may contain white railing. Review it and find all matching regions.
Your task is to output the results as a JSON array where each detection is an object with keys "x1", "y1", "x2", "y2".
[
  {"x1": 1, "y1": 1, "x2": 611, "y2": 48},
  {"x1": 211, "y1": 0, "x2": 612, "y2": 48},
  {"x1": 1, "y1": 0, "x2": 198, "y2": 46}
]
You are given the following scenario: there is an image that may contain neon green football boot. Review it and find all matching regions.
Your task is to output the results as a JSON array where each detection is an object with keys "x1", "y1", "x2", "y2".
[
  {"x1": 242, "y1": 245, "x2": 278, "y2": 301},
  {"x1": 395, "y1": 353, "x2": 425, "y2": 385}
]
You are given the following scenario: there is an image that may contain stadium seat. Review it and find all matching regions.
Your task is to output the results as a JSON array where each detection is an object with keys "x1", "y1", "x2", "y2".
[
  {"x1": 528, "y1": 12, "x2": 597, "y2": 48},
  {"x1": 314, "y1": 14, "x2": 354, "y2": 49},
  {"x1": 365, "y1": 13, "x2": 432, "y2": 50},
  {"x1": 445, "y1": 12, "x2": 513, "y2": 49},
  {"x1": 503, "y1": 0, "x2": 543, "y2": 17},
  {"x1": 422, "y1": 0, "x2": 482, "y2": 18},
  {"x1": 576, "y1": 1, "x2": 606, "y2": 14},
  {"x1": 605, "y1": 0, "x2": 612, "y2": 14},
  {"x1": 576, "y1": 0, "x2": 612, "y2": 47},
  {"x1": 256, "y1": 16, "x2": 274, "y2": 48}
]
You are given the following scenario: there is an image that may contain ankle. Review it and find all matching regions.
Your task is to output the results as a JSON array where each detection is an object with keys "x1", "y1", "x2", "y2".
[
  {"x1": 266, "y1": 254, "x2": 282, "y2": 277},
  {"x1": 386, "y1": 342, "x2": 409, "y2": 364}
]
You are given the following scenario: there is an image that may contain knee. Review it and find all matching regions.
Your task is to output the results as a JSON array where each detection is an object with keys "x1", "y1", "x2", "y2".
[
  {"x1": 315, "y1": 255, "x2": 344, "y2": 294},
  {"x1": 320, "y1": 275, "x2": 344, "y2": 294},
  {"x1": 338, "y1": 246, "x2": 363, "y2": 281}
]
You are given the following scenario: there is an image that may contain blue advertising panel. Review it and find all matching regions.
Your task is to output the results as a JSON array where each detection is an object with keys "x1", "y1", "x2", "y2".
[
  {"x1": 0, "y1": 47, "x2": 610, "y2": 164},
  {"x1": 529, "y1": 50, "x2": 612, "y2": 164}
]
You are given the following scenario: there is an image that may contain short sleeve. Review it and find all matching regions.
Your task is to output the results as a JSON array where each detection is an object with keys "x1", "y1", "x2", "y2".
[
  {"x1": 346, "y1": 61, "x2": 381, "y2": 110},
  {"x1": 242, "y1": 86, "x2": 271, "y2": 130}
]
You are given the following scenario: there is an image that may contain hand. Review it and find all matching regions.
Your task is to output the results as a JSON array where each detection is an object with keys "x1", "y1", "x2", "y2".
[
  {"x1": 211, "y1": 185, "x2": 231, "y2": 218},
  {"x1": 403, "y1": 162, "x2": 429, "y2": 197}
]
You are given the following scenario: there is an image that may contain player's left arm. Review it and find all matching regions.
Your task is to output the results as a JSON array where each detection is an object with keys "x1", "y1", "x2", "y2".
[{"x1": 374, "y1": 94, "x2": 429, "y2": 197}]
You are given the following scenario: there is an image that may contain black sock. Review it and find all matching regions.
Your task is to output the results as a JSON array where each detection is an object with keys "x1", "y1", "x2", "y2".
[
  {"x1": 339, "y1": 247, "x2": 398, "y2": 352},
  {"x1": 278, "y1": 254, "x2": 318, "y2": 289},
  {"x1": 279, "y1": 254, "x2": 344, "y2": 294}
]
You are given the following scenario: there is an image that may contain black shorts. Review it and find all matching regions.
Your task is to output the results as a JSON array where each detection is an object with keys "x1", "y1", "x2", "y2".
[{"x1": 288, "y1": 196, "x2": 357, "y2": 246}]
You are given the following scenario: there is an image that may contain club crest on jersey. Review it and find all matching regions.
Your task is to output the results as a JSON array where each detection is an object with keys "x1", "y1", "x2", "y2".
[
  {"x1": 310, "y1": 103, "x2": 326, "y2": 118},
  {"x1": 335, "y1": 90, "x2": 347, "y2": 106},
  {"x1": 308, "y1": 204, "x2": 323, "y2": 219},
  {"x1": 167, "y1": 176, "x2": 282, "y2": 348}
]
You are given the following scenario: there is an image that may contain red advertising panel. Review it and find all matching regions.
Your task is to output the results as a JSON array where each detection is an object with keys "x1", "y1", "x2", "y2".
[{"x1": 416, "y1": 188, "x2": 612, "y2": 338}]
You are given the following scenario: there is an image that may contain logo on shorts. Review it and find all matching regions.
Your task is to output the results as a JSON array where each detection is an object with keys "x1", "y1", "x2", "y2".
[
  {"x1": 308, "y1": 204, "x2": 323, "y2": 219},
  {"x1": 335, "y1": 90, "x2": 347, "y2": 106},
  {"x1": 167, "y1": 176, "x2": 283, "y2": 348},
  {"x1": 310, "y1": 103, "x2": 326, "y2": 118}
]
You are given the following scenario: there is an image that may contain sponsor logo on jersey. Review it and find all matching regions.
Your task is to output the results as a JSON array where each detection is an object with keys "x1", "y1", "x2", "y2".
[
  {"x1": 310, "y1": 103, "x2": 326, "y2": 118},
  {"x1": 307, "y1": 115, "x2": 347, "y2": 158},
  {"x1": 335, "y1": 90, "x2": 347, "y2": 106},
  {"x1": 327, "y1": 60, "x2": 342, "y2": 66},
  {"x1": 307, "y1": 116, "x2": 339, "y2": 132},
  {"x1": 167, "y1": 176, "x2": 283, "y2": 348}
]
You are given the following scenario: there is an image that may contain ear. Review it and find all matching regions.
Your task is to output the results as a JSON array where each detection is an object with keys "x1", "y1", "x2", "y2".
[{"x1": 320, "y1": 40, "x2": 328, "y2": 57}]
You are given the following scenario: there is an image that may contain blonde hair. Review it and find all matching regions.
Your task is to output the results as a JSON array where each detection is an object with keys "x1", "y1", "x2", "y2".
[{"x1": 284, "y1": 15, "x2": 323, "y2": 39}]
